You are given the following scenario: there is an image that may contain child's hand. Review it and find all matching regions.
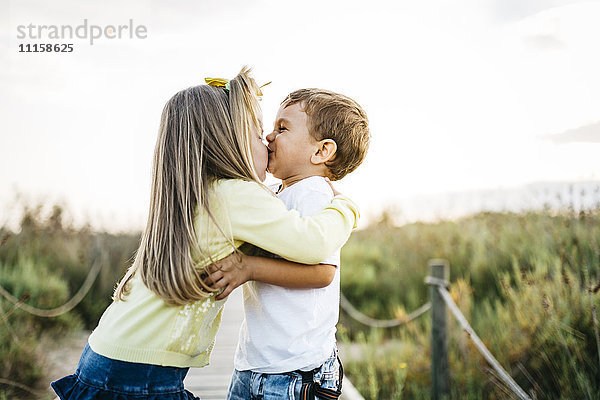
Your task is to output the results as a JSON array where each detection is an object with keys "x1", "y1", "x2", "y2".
[
  {"x1": 204, "y1": 252, "x2": 252, "y2": 300},
  {"x1": 325, "y1": 178, "x2": 342, "y2": 196}
]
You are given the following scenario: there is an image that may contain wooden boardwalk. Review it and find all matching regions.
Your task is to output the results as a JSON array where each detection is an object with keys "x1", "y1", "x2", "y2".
[
  {"x1": 184, "y1": 289, "x2": 364, "y2": 400},
  {"x1": 183, "y1": 289, "x2": 243, "y2": 399}
]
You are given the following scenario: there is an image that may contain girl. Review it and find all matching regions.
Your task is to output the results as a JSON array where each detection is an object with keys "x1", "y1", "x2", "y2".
[{"x1": 51, "y1": 67, "x2": 358, "y2": 400}]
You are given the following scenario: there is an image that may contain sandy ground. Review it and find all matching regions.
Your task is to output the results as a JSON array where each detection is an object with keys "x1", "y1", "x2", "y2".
[{"x1": 40, "y1": 330, "x2": 90, "y2": 399}]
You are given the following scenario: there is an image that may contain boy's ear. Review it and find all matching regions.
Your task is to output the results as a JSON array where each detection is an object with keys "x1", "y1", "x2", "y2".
[{"x1": 311, "y1": 139, "x2": 337, "y2": 165}]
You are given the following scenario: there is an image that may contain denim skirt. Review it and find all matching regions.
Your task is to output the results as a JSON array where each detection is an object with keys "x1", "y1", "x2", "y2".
[{"x1": 51, "y1": 344, "x2": 200, "y2": 400}]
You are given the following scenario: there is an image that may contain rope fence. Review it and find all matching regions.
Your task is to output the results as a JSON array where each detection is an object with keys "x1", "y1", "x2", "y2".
[
  {"x1": 0, "y1": 240, "x2": 105, "y2": 397},
  {"x1": 340, "y1": 292, "x2": 430, "y2": 328},
  {"x1": 339, "y1": 259, "x2": 533, "y2": 400},
  {"x1": 426, "y1": 272, "x2": 532, "y2": 400},
  {"x1": 0, "y1": 241, "x2": 103, "y2": 318}
]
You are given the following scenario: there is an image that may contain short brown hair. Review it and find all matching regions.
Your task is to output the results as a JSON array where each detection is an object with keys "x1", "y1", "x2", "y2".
[{"x1": 281, "y1": 89, "x2": 370, "y2": 181}]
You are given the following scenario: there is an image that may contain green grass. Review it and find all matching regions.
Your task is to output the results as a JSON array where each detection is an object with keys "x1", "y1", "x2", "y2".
[{"x1": 339, "y1": 209, "x2": 600, "y2": 399}]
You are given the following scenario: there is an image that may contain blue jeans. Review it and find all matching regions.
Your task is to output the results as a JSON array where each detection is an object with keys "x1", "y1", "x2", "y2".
[
  {"x1": 51, "y1": 343, "x2": 199, "y2": 400},
  {"x1": 227, "y1": 348, "x2": 342, "y2": 400}
]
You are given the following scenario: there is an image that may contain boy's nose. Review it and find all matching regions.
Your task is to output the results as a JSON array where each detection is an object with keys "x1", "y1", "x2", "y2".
[{"x1": 265, "y1": 131, "x2": 276, "y2": 143}]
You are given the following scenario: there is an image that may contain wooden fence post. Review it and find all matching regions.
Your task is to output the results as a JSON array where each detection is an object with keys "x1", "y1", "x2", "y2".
[{"x1": 429, "y1": 259, "x2": 449, "y2": 400}]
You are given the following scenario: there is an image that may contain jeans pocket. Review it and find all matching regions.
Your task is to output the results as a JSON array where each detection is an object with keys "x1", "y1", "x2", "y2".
[{"x1": 317, "y1": 353, "x2": 341, "y2": 391}]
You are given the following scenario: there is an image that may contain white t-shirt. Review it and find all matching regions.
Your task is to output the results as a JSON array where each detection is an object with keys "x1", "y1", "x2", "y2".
[{"x1": 233, "y1": 176, "x2": 341, "y2": 373}]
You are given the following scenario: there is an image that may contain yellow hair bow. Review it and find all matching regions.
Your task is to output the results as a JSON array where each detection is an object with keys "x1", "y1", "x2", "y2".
[
  {"x1": 205, "y1": 78, "x2": 230, "y2": 90},
  {"x1": 258, "y1": 81, "x2": 272, "y2": 97},
  {"x1": 205, "y1": 77, "x2": 272, "y2": 98}
]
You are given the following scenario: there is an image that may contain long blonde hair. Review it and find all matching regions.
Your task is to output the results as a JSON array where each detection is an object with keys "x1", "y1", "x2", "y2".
[{"x1": 113, "y1": 67, "x2": 263, "y2": 306}]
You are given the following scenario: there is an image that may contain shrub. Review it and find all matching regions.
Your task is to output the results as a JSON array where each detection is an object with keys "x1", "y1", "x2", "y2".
[
  {"x1": 340, "y1": 209, "x2": 600, "y2": 399},
  {"x1": 0, "y1": 203, "x2": 138, "y2": 398}
]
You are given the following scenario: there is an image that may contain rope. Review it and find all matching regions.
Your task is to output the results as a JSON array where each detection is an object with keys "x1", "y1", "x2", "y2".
[
  {"x1": 425, "y1": 276, "x2": 532, "y2": 400},
  {"x1": 424, "y1": 276, "x2": 449, "y2": 289},
  {"x1": 0, "y1": 300, "x2": 21, "y2": 343},
  {"x1": 0, "y1": 293, "x2": 30, "y2": 323},
  {"x1": 340, "y1": 292, "x2": 430, "y2": 328},
  {"x1": 0, "y1": 378, "x2": 48, "y2": 396},
  {"x1": 0, "y1": 246, "x2": 103, "y2": 318}
]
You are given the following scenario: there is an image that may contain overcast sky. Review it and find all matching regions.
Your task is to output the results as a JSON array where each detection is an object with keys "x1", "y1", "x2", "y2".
[{"x1": 1, "y1": 0, "x2": 600, "y2": 230}]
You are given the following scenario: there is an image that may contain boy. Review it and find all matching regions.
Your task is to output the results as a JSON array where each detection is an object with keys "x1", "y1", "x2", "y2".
[{"x1": 229, "y1": 89, "x2": 370, "y2": 400}]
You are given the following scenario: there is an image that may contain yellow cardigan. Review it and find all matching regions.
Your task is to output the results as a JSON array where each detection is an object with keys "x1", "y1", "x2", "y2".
[{"x1": 88, "y1": 178, "x2": 359, "y2": 368}]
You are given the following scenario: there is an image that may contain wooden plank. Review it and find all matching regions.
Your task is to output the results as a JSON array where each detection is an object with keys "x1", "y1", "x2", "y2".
[{"x1": 184, "y1": 288, "x2": 243, "y2": 396}]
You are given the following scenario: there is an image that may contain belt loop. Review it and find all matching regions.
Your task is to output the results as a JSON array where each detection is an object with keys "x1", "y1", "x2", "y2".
[
  {"x1": 300, "y1": 370, "x2": 314, "y2": 385},
  {"x1": 337, "y1": 355, "x2": 344, "y2": 392}
]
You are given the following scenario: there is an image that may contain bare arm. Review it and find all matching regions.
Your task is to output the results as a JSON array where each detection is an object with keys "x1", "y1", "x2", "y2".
[{"x1": 206, "y1": 253, "x2": 336, "y2": 300}]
